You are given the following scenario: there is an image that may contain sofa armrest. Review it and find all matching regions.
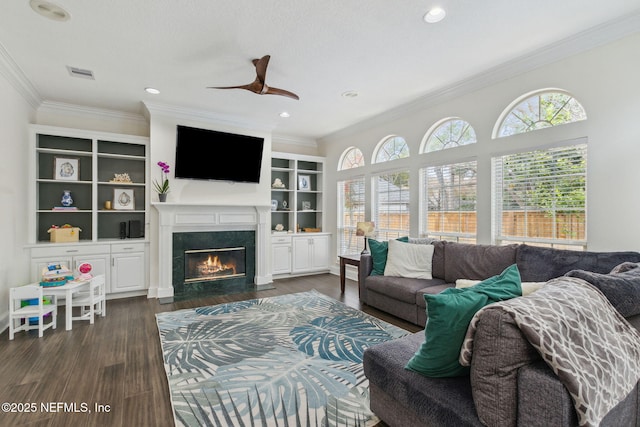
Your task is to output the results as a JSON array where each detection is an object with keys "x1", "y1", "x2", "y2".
[
  {"x1": 359, "y1": 254, "x2": 373, "y2": 303},
  {"x1": 516, "y1": 362, "x2": 577, "y2": 427}
]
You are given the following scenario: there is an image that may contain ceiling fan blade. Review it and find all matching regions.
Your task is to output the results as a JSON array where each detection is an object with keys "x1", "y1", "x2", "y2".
[
  {"x1": 254, "y1": 55, "x2": 270, "y2": 84},
  {"x1": 208, "y1": 79, "x2": 264, "y2": 94},
  {"x1": 207, "y1": 84, "x2": 253, "y2": 90},
  {"x1": 265, "y1": 86, "x2": 300, "y2": 100}
]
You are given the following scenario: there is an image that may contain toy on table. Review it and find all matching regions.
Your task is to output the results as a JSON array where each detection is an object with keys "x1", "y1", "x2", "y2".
[
  {"x1": 77, "y1": 262, "x2": 93, "y2": 280},
  {"x1": 40, "y1": 262, "x2": 73, "y2": 287}
]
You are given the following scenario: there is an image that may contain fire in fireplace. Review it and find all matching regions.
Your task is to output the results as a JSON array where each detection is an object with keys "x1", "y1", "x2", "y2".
[{"x1": 184, "y1": 247, "x2": 246, "y2": 283}]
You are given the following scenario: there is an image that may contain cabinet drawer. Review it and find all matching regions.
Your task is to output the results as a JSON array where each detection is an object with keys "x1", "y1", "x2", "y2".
[
  {"x1": 272, "y1": 235, "x2": 292, "y2": 244},
  {"x1": 111, "y1": 242, "x2": 146, "y2": 253},
  {"x1": 31, "y1": 244, "x2": 110, "y2": 258}
]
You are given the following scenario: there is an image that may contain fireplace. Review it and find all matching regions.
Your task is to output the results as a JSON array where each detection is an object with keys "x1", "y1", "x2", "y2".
[
  {"x1": 184, "y1": 247, "x2": 246, "y2": 283},
  {"x1": 151, "y1": 203, "x2": 272, "y2": 301},
  {"x1": 172, "y1": 230, "x2": 256, "y2": 300}
]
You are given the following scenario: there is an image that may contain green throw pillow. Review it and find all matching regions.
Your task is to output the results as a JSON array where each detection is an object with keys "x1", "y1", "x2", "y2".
[
  {"x1": 405, "y1": 264, "x2": 522, "y2": 377},
  {"x1": 368, "y1": 236, "x2": 409, "y2": 276}
]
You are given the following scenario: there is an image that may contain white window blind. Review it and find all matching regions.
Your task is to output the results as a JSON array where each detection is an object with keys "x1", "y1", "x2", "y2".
[
  {"x1": 373, "y1": 171, "x2": 410, "y2": 240},
  {"x1": 337, "y1": 177, "x2": 365, "y2": 254},
  {"x1": 420, "y1": 161, "x2": 477, "y2": 242},
  {"x1": 493, "y1": 143, "x2": 587, "y2": 248}
]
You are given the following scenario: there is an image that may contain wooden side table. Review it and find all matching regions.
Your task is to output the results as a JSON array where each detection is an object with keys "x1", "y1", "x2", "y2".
[{"x1": 339, "y1": 254, "x2": 361, "y2": 293}]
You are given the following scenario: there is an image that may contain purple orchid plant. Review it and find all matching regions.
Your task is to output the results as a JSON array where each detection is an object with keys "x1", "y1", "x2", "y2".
[{"x1": 153, "y1": 161, "x2": 170, "y2": 194}]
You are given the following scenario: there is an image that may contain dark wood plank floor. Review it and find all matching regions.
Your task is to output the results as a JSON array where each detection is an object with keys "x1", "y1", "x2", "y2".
[{"x1": 0, "y1": 274, "x2": 420, "y2": 426}]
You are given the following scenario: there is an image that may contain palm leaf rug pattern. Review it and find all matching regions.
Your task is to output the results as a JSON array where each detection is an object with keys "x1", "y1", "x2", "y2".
[{"x1": 156, "y1": 290, "x2": 410, "y2": 426}]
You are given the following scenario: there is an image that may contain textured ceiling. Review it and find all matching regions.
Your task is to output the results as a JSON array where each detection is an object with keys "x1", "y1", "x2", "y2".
[{"x1": 1, "y1": 1, "x2": 639, "y2": 140}]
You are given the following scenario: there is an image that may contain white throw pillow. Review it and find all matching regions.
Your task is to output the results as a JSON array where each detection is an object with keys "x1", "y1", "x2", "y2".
[
  {"x1": 521, "y1": 281, "x2": 546, "y2": 296},
  {"x1": 384, "y1": 238, "x2": 434, "y2": 279},
  {"x1": 455, "y1": 279, "x2": 481, "y2": 288},
  {"x1": 456, "y1": 278, "x2": 546, "y2": 296}
]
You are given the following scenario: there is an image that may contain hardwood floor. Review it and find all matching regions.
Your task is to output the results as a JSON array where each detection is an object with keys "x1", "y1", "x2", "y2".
[{"x1": 0, "y1": 274, "x2": 421, "y2": 426}]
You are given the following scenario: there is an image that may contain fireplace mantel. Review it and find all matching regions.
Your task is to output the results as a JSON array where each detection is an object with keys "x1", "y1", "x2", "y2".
[{"x1": 151, "y1": 203, "x2": 272, "y2": 299}]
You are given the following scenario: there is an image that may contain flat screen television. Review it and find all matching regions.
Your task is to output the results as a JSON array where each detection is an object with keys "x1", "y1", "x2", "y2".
[{"x1": 174, "y1": 125, "x2": 264, "y2": 183}]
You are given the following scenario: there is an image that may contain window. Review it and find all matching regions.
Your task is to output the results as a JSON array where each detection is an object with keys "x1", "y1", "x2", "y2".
[
  {"x1": 420, "y1": 161, "x2": 477, "y2": 242},
  {"x1": 422, "y1": 118, "x2": 477, "y2": 153},
  {"x1": 496, "y1": 90, "x2": 587, "y2": 138},
  {"x1": 493, "y1": 142, "x2": 587, "y2": 249},
  {"x1": 337, "y1": 177, "x2": 365, "y2": 255},
  {"x1": 374, "y1": 136, "x2": 409, "y2": 163},
  {"x1": 373, "y1": 170, "x2": 410, "y2": 240},
  {"x1": 338, "y1": 147, "x2": 365, "y2": 170}
]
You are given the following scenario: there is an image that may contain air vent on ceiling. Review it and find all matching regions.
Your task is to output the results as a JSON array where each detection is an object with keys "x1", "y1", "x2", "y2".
[{"x1": 66, "y1": 66, "x2": 95, "y2": 80}]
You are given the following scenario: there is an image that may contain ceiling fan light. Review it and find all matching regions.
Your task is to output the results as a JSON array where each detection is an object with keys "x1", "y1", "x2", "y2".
[{"x1": 424, "y1": 7, "x2": 446, "y2": 24}]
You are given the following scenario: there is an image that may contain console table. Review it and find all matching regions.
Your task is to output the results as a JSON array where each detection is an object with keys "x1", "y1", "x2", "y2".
[{"x1": 338, "y1": 254, "x2": 361, "y2": 293}]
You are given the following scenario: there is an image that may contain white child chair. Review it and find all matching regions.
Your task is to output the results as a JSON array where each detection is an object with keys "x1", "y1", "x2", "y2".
[
  {"x1": 9, "y1": 284, "x2": 57, "y2": 339},
  {"x1": 71, "y1": 275, "x2": 106, "y2": 324}
]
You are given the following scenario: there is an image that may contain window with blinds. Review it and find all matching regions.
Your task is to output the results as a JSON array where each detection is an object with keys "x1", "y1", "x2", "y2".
[
  {"x1": 493, "y1": 142, "x2": 587, "y2": 248},
  {"x1": 373, "y1": 170, "x2": 410, "y2": 240},
  {"x1": 337, "y1": 177, "x2": 365, "y2": 254},
  {"x1": 420, "y1": 161, "x2": 477, "y2": 242}
]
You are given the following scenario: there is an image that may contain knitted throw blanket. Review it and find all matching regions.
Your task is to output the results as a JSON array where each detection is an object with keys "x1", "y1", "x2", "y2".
[{"x1": 460, "y1": 277, "x2": 640, "y2": 427}]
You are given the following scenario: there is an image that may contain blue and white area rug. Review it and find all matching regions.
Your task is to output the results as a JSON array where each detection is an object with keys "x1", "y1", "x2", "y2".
[{"x1": 156, "y1": 290, "x2": 410, "y2": 427}]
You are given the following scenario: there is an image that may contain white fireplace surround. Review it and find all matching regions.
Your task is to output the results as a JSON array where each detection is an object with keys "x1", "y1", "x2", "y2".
[{"x1": 151, "y1": 203, "x2": 272, "y2": 299}]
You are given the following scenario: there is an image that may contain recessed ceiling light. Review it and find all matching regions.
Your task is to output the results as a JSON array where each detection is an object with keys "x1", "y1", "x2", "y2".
[
  {"x1": 341, "y1": 90, "x2": 359, "y2": 98},
  {"x1": 30, "y1": 0, "x2": 70, "y2": 21},
  {"x1": 279, "y1": 112, "x2": 290, "y2": 118},
  {"x1": 145, "y1": 87, "x2": 160, "y2": 95},
  {"x1": 424, "y1": 7, "x2": 446, "y2": 24}
]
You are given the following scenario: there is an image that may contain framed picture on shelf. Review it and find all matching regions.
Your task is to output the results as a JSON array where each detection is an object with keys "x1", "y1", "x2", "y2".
[
  {"x1": 54, "y1": 157, "x2": 79, "y2": 181},
  {"x1": 298, "y1": 175, "x2": 310, "y2": 191},
  {"x1": 302, "y1": 201, "x2": 312, "y2": 211},
  {"x1": 113, "y1": 188, "x2": 135, "y2": 210}
]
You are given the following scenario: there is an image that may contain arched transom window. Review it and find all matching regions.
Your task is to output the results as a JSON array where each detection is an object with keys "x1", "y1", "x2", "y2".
[
  {"x1": 374, "y1": 136, "x2": 409, "y2": 163},
  {"x1": 495, "y1": 90, "x2": 587, "y2": 138},
  {"x1": 422, "y1": 118, "x2": 477, "y2": 153},
  {"x1": 338, "y1": 147, "x2": 365, "y2": 170}
]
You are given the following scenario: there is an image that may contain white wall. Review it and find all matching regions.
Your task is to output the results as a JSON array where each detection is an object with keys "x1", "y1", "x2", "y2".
[
  {"x1": 319, "y1": 33, "x2": 640, "y2": 266},
  {"x1": 0, "y1": 72, "x2": 37, "y2": 324}
]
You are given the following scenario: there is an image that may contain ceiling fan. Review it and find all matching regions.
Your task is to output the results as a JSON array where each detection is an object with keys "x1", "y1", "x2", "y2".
[{"x1": 208, "y1": 55, "x2": 299, "y2": 100}]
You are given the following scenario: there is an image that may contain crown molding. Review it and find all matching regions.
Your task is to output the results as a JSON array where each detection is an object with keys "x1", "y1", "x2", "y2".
[
  {"x1": 0, "y1": 42, "x2": 41, "y2": 109},
  {"x1": 272, "y1": 134, "x2": 318, "y2": 148},
  {"x1": 142, "y1": 101, "x2": 275, "y2": 133},
  {"x1": 38, "y1": 100, "x2": 147, "y2": 124},
  {"x1": 320, "y1": 10, "x2": 640, "y2": 143}
]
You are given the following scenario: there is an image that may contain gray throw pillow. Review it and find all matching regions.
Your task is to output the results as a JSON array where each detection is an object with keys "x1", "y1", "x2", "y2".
[{"x1": 565, "y1": 267, "x2": 640, "y2": 317}]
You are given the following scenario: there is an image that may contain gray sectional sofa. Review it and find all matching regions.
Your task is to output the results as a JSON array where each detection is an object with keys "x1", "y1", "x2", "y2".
[{"x1": 360, "y1": 241, "x2": 640, "y2": 426}]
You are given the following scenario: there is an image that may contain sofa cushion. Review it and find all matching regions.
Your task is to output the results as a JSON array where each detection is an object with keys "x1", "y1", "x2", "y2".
[
  {"x1": 565, "y1": 266, "x2": 640, "y2": 317},
  {"x1": 444, "y1": 242, "x2": 518, "y2": 283},
  {"x1": 365, "y1": 275, "x2": 443, "y2": 304},
  {"x1": 368, "y1": 236, "x2": 409, "y2": 276},
  {"x1": 431, "y1": 240, "x2": 446, "y2": 280},
  {"x1": 516, "y1": 244, "x2": 640, "y2": 282},
  {"x1": 384, "y1": 239, "x2": 434, "y2": 279},
  {"x1": 406, "y1": 265, "x2": 522, "y2": 378}
]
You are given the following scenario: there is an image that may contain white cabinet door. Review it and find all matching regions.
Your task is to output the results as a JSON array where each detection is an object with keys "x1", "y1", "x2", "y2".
[
  {"x1": 111, "y1": 252, "x2": 146, "y2": 293},
  {"x1": 310, "y1": 235, "x2": 330, "y2": 270},
  {"x1": 291, "y1": 235, "x2": 330, "y2": 273},
  {"x1": 292, "y1": 237, "x2": 312, "y2": 272},
  {"x1": 272, "y1": 244, "x2": 292, "y2": 275}
]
